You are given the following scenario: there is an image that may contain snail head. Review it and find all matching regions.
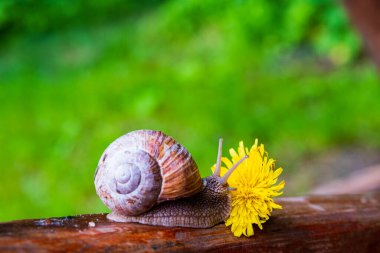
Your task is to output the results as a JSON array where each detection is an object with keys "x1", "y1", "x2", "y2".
[{"x1": 210, "y1": 138, "x2": 248, "y2": 189}]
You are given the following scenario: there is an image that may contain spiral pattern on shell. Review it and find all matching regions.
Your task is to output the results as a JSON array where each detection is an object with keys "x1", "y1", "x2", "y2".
[{"x1": 94, "y1": 130, "x2": 203, "y2": 216}]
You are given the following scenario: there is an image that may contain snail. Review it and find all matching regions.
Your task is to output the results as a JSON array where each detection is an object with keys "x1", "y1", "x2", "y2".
[{"x1": 94, "y1": 130, "x2": 247, "y2": 228}]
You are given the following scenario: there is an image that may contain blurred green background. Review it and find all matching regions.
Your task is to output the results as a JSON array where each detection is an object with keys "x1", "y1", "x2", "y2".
[{"x1": 1, "y1": 0, "x2": 380, "y2": 222}]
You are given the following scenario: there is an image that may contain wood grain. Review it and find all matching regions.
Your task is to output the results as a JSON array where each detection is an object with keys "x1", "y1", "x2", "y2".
[{"x1": 1, "y1": 193, "x2": 380, "y2": 252}]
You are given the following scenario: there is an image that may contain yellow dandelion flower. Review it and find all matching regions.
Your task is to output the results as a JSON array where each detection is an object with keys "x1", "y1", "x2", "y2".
[{"x1": 212, "y1": 139, "x2": 285, "y2": 237}]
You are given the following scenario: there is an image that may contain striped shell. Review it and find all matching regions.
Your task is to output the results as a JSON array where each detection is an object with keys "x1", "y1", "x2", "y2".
[{"x1": 94, "y1": 130, "x2": 203, "y2": 216}]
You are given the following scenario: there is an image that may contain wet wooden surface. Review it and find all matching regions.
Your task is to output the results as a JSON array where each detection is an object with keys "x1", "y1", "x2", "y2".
[{"x1": 1, "y1": 193, "x2": 380, "y2": 253}]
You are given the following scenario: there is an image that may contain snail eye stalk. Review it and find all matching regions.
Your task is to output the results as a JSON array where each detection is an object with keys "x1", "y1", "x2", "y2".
[{"x1": 213, "y1": 138, "x2": 223, "y2": 177}]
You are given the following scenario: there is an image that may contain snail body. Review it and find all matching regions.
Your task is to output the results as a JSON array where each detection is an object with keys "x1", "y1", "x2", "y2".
[
  {"x1": 95, "y1": 130, "x2": 246, "y2": 228},
  {"x1": 107, "y1": 176, "x2": 230, "y2": 228}
]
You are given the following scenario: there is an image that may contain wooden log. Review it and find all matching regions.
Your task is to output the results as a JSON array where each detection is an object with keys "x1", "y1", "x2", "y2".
[
  {"x1": 343, "y1": 0, "x2": 380, "y2": 68},
  {"x1": 1, "y1": 193, "x2": 380, "y2": 253},
  {"x1": 312, "y1": 164, "x2": 380, "y2": 195}
]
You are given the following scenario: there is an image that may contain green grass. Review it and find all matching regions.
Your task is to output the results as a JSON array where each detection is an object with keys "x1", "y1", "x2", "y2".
[{"x1": 1, "y1": 1, "x2": 380, "y2": 222}]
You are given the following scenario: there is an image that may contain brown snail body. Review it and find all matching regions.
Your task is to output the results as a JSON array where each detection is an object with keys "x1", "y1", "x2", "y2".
[{"x1": 94, "y1": 130, "x2": 246, "y2": 228}]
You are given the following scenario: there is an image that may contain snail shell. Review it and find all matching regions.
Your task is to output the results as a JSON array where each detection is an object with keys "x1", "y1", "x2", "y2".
[{"x1": 94, "y1": 130, "x2": 203, "y2": 216}]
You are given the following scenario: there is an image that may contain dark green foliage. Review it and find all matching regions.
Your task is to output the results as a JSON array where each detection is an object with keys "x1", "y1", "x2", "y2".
[
  {"x1": 0, "y1": 0, "x2": 360, "y2": 63},
  {"x1": 0, "y1": 0, "x2": 161, "y2": 35}
]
